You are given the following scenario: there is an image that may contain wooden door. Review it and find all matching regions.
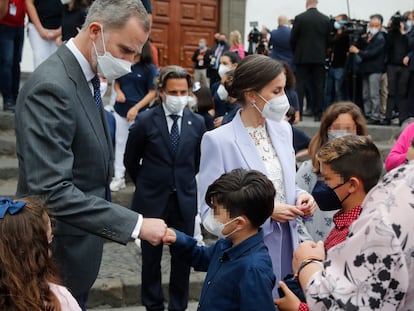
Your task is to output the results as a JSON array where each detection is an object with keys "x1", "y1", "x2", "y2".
[{"x1": 151, "y1": 0, "x2": 220, "y2": 72}]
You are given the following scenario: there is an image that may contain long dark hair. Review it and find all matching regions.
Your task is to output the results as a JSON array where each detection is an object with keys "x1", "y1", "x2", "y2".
[
  {"x1": 0, "y1": 196, "x2": 61, "y2": 311},
  {"x1": 227, "y1": 54, "x2": 284, "y2": 105}
]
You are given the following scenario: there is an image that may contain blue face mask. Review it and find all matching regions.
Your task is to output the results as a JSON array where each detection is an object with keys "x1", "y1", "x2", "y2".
[{"x1": 312, "y1": 180, "x2": 350, "y2": 211}]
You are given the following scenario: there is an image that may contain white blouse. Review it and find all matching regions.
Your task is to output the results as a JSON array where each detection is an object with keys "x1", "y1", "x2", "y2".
[{"x1": 246, "y1": 125, "x2": 286, "y2": 203}]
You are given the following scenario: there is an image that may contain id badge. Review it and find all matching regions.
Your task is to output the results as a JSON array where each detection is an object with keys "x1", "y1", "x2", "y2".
[{"x1": 9, "y1": 3, "x2": 17, "y2": 16}]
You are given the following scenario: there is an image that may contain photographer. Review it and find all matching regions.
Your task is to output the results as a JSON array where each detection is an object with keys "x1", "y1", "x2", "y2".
[
  {"x1": 325, "y1": 14, "x2": 350, "y2": 106},
  {"x1": 349, "y1": 14, "x2": 386, "y2": 124},
  {"x1": 382, "y1": 12, "x2": 410, "y2": 125}
]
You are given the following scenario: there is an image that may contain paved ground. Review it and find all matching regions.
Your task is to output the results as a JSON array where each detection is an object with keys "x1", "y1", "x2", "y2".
[
  {"x1": 89, "y1": 301, "x2": 199, "y2": 311},
  {"x1": 87, "y1": 239, "x2": 209, "y2": 309}
]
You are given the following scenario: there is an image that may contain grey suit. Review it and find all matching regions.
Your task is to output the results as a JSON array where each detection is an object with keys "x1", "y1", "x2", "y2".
[{"x1": 15, "y1": 44, "x2": 139, "y2": 296}]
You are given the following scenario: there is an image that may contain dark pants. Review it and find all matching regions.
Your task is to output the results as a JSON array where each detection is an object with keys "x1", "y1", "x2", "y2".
[
  {"x1": 74, "y1": 292, "x2": 89, "y2": 311},
  {"x1": 295, "y1": 63, "x2": 326, "y2": 118},
  {"x1": 0, "y1": 24, "x2": 24, "y2": 104},
  {"x1": 401, "y1": 71, "x2": 414, "y2": 124},
  {"x1": 141, "y1": 193, "x2": 195, "y2": 311},
  {"x1": 386, "y1": 64, "x2": 409, "y2": 120}
]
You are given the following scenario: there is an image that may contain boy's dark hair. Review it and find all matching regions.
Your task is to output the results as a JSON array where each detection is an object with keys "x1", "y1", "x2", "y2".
[
  {"x1": 317, "y1": 135, "x2": 383, "y2": 193},
  {"x1": 205, "y1": 169, "x2": 275, "y2": 227}
]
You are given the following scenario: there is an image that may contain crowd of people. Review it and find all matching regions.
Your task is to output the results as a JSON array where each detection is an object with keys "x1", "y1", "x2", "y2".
[{"x1": 2, "y1": 0, "x2": 414, "y2": 310}]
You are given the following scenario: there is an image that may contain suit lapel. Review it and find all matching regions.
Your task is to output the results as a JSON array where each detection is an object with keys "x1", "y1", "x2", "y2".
[
  {"x1": 176, "y1": 109, "x2": 192, "y2": 155},
  {"x1": 153, "y1": 105, "x2": 174, "y2": 155},
  {"x1": 57, "y1": 46, "x2": 111, "y2": 162},
  {"x1": 232, "y1": 112, "x2": 267, "y2": 175}
]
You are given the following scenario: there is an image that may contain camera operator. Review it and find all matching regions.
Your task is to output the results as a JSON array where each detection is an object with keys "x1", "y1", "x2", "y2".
[
  {"x1": 403, "y1": 10, "x2": 414, "y2": 126},
  {"x1": 349, "y1": 14, "x2": 386, "y2": 125},
  {"x1": 382, "y1": 12, "x2": 410, "y2": 125},
  {"x1": 325, "y1": 14, "x2": 350, "y2": 106}
]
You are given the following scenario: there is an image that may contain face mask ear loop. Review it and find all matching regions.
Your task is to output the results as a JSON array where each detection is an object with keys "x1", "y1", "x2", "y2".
[
  {"x1": 251, "y1": 101, "x2": 263, "y2": 114},
  {"x1": 93, "y1": 24, "x2": 106, "y2": 57}
]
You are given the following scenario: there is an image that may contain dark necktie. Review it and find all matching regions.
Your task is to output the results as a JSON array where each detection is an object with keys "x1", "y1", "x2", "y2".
[
  {"x1": 170, "y1": 114, "x2": 180, "y2": 153},
  {"x1": 91, "y1": 75, "x2": 103, "y2": 112}
]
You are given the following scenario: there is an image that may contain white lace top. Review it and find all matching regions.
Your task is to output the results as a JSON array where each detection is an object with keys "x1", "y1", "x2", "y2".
[{"x1": 246, "y1": 125, "x2": 286, "y2": 203}]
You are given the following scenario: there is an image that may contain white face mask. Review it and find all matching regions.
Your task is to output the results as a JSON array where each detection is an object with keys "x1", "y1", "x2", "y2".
[
  {"x1": 369, "y1": 27, "x2": 379, "y2": 36},
  {"x1": 218, "y1": 64, "x2": 231, "y2": 78},
  {"x1": 253, "y1": 93, "x2": 290, "y2": 122},
  {"x1": 203, "y1": 210, "x2": 239, "y2": 238},
  {"x1": 217, "y1": 84, "x2": 228, "y2": 101},
  {"x1": 328, "y1": 130, "x2": 353, "y2": 141},
  {"x1": 93, "y1": 26, "x2": 132, "y2": 81},
  {"x1": 164, "y1": 95, "x2": 188, "y2": 114}
]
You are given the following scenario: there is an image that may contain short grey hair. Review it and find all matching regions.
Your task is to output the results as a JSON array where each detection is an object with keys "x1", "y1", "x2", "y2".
[{"x1": 83, "y1": 0, "x2": 150, "y2": 33}]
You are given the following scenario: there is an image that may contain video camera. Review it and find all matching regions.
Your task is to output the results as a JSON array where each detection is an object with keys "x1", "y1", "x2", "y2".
[
  {"x1": 342, "y1": 19, "x2": 368, "y2": 44},
  {"x1": 248, "y1": 21, "x2": 262, "y2": 44},
  {"x1": 390, "y1": 11, "x2": 408, "y2": 31}
]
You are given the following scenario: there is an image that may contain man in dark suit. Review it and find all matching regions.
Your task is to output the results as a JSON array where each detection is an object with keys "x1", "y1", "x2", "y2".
[
  {"x1": 124, "y1": 66, "x2": 206, "y2": 311},
  {"x1": 291, "y1": 0, "x2": 331, "y2": 121},
  {"x1": 15, "y1": 0, "x2": 167, "y2": 309},
  {"x1": 208, "y1": 33, "x2": 230, "y2": 87},
  {"x1": 269, "y1": 15, "x2": 294, "y2": 70}
]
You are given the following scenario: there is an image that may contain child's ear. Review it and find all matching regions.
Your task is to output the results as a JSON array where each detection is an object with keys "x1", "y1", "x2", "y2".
[
  {"x1": 236, "y1": 215, "x2": 250, "y2": 229},
  {"x1": 348, "y1": 177, "x2": 360, "y2": 193}
]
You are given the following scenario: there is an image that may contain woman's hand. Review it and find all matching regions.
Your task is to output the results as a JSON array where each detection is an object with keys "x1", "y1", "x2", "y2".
[
  {"x1": 296, "y1": 193, "x2": 317, "y2": 218},
  {"x1": 272, "y1": 203, "x2": 304, "y2": 223},
  {"x1": 116, "y1": 91, "x2": 126, "y2": 103},
  {"x1": 127, "y1": 106, "x2": 139, "y2": 122}
]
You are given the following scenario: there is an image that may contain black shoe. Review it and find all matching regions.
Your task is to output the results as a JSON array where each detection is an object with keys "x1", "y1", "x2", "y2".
[
  {"x1": 379, "y1": 119, "x2": 391, "y2": 126},
  {"x1": 302, "y1": 110, "x2": 313, "y2": 116},
  {"x1": 366, "y1": 118, "x2": 380, "y2": 125}
]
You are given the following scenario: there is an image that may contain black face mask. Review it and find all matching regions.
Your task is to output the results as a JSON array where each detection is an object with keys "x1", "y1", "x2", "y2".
[
  {"x1": 312, "y1": 180, "x2": 351, "y2": 211},
  {"x1": 219, "y1": 40, "x2": 226, "y2": 45}
]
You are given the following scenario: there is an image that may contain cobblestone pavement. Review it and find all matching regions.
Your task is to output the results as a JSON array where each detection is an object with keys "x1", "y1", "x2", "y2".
[{"x1": 88, "y1": 240, "x2": 207, "y2": 308}]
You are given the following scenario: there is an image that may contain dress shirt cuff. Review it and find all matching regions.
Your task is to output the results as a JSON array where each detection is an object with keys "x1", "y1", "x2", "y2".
[{"x1": 131, "y1": 214, "x2": 143, "y2": 239}]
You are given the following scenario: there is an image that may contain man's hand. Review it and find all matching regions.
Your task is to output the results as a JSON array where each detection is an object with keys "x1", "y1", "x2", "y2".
[
  {"x1": 162, "y1": 228, "x2": 177, "y2": 245},
  {"x1": 138, "y1": 218, "x2": 167, "y2": 246},
  {"x1": 403, "y1": 56, "x2": 410, "y2": 66},
  {"x1": 349, "y1": 45, "x2": 359, "y2": 54},
  {"x1": 274, "y1": 281, "x2": 301, "y2": 311}
]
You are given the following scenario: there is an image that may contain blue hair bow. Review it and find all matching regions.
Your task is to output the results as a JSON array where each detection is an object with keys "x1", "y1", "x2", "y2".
[{"x1": 0, "y1": 197, "x2": 26, "y2": 219}]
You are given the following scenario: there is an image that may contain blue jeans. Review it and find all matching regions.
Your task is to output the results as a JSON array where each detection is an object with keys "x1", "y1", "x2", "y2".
[
  {"x1": 325, "y1": 67, "x2": 345, "y2": 108},
  {"x1": 0, "y1": 24, "x2": 24, "y2": 103}
]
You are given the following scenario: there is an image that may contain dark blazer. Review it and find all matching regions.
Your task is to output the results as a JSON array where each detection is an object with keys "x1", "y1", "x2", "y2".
[
  {"x1": 192, "y1": 48, "x2": 213, "y2": 69},
  {"x1": 358, "y1": 31, "x2": 386, "y2": 74},
  {"x1": 15, "y1": 45, "x2": 139, "y2": 296},
  {"x1": 269, "y1": 25, "x2": 294, "y2": 66},
  {"x1": 124, "y1": 104, "x2": 206, "y2": 222},
  {"x1": 290, "y1": 7, "x2": 331, "y2": 65}
]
